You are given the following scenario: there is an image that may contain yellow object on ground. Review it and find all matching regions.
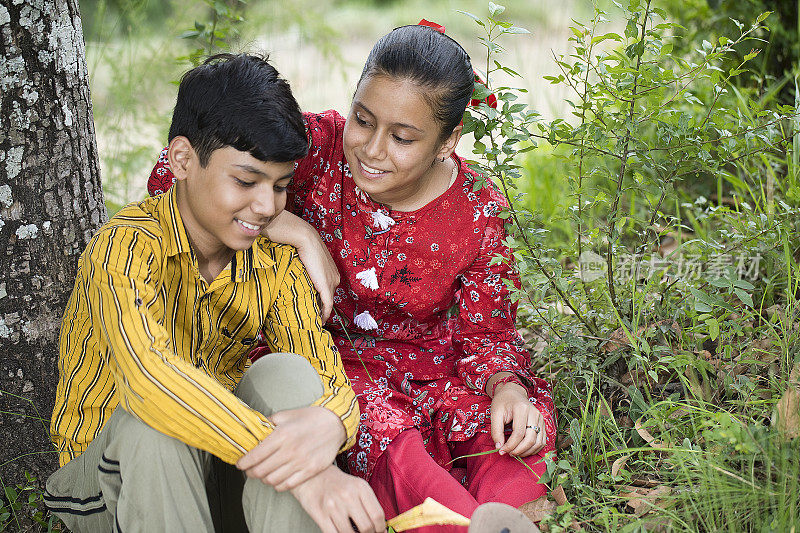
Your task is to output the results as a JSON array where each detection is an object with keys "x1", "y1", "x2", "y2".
[{"x1": 386, "y1": 497, "x2": 471, "y2": 531}]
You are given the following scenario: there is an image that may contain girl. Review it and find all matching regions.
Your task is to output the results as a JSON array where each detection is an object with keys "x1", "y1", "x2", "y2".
[{"x1": 150, "y1": 23, "x2": 556, "y2": 531}]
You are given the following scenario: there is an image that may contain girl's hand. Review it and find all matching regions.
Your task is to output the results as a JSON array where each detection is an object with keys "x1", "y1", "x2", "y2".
[
  {"x1": 489, "y1": 379, "x2": 547, "y2": 458},
  {"x1": 263, "y1": 211, "x2": 340, "y2": 320}
]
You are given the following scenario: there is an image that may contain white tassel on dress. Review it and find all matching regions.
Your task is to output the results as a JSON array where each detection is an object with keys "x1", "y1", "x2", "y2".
[
  {"x1": 356, "y1": 267, "x2": 379, "y2": 290},
  {"x1": 354, "y1": 310, "x2": 378, "y2": 330},
  {"x1": 372, "y1": 211, "x2": 396, "y2": 230}
]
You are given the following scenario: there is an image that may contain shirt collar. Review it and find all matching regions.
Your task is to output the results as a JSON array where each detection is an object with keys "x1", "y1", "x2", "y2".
[{"x1": 160, "y1": 187, "x2": 192, "y2": 258}]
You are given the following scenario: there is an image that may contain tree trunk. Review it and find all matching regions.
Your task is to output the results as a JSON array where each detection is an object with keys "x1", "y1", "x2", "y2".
[{"x1": 0, "y1": 0, "x2": 105, "y2": 491}]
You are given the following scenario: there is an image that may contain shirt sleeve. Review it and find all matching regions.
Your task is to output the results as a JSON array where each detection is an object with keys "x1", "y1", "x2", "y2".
[
  {"x1": 261, "y1": 250, "x2": 359, "y2": 450},
  {"x1": 86, "y1": 226, "x2": 275, "y2": 465},
  {"x1": 451, "y1": 213, "x2": 534, "y2": 394}
]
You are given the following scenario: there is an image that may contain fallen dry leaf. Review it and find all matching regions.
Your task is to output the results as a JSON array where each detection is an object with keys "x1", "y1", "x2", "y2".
[
  {"x1": 518, "y1": 496, "x2": 556, "y2": 522},
  {"x1": 602, "y1": 320, "x2": 681, "y2": 353},
  {"x1": 598, "y1": 394, "x2": 613, "y2": 418},
  {"x1": 617, "y1": 415, "x2": 634, "y2": 428},
  {"x1": 657, "y1": 233, "x2": 680, "y2": 257},
  {"x1": 635, "y1": 418, "x2": 667, "y2": 449},
  {"x1": 611, "y1": 455, "x2": 630, "y2": 477},
  {"x1": 630, "y1": 477, "x2": 661, "y2": 488},
  {"x1": 640, "y1": 516, "x2": 672, "y2": 533},
  {"x1": 790, "y1": 363, "x2": 800, "y2": 384},
  {"x1": 776, "y1": 387, "x2": 800, "y2": 440},
  {"x1": 558, "y1": 436, "x2": 574, "y2": 450},
  {"x1": 545, "y1": 487, "x2": 583, "y2": 531},
  {"x1": 551, "y1": 485, "x2": 568, "y2": 506},
  {"x1": 621, "y1": 485, "x2": 672, "y2": 517},
  {"x1": 620, "y1": 486, "x2": 650, "y2": 513}
]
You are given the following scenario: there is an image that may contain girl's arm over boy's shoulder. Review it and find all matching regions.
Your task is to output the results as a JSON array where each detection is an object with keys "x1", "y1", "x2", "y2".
[{"x1": 262, "y1": 211, "x2": 340, "y2": 321}]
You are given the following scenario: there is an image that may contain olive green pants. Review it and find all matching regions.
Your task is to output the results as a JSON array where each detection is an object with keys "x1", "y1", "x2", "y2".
[{"x1": 45, "y1": 354, "x2": 324, "y2": 532}]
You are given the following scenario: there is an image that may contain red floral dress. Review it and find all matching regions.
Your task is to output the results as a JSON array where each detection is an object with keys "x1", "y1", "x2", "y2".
[{"x1": 148, "y1": 110, "x2": 556, "y2": 481}]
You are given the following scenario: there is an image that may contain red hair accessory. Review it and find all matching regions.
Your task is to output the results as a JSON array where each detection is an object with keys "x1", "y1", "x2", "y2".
[
  {"x1": 418, "y1": 18, "x2": 445, "y2": 33},
  {"x1": 417, "y1": 19, "x2": 497, "y2": 109}
]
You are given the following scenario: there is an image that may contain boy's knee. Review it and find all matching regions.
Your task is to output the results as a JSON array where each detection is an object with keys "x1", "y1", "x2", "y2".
[
  {"x1": 114, "y1": 409, "x2": 192, "y2": 459},
  {"x1": 236, "y1": 353, "x2": 324, "y2": 415}
]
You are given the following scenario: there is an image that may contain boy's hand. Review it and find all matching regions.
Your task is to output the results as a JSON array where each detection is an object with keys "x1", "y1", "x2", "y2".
[
  {"x1": 290, "y1": 464, "x2": 385, "y2": 533},
  {"x1": 237, "y1": 406, "x2": 345, "y2": 491},
  {"x1": 262, "y1": 210, "x2": 340, "y2": 320}
]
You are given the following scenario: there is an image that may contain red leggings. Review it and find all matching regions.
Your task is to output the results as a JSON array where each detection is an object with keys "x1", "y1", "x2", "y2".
[{"x1": 368, "y1": 429, "x2": 547, "y2": 533}]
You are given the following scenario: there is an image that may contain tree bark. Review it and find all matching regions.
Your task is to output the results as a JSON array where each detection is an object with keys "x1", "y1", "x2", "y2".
[{"x1": 0, "y1": 0, "x2": 105, "y2": 491}]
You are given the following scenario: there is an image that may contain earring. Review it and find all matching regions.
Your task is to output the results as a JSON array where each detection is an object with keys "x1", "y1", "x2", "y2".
[{"x1": 440, "y1": 156, "x2": 446, "y2": 162}]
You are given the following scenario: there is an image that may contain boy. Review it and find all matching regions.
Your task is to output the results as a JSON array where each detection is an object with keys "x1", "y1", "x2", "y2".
[{"x1": 44, "y1": 54, "x2": 384, "y2": 533}]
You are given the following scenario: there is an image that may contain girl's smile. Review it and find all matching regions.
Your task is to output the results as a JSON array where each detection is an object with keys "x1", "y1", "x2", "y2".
[{"x1": 343, "y1": 75, "x2": 460, "y2": 211}]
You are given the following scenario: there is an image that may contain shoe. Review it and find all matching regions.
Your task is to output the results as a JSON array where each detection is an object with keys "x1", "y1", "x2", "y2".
[{"x1": 468, "y1": 502, "x2": 541, "y2": 533}]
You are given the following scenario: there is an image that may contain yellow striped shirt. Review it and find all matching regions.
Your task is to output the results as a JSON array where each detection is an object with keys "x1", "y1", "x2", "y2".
[{"x1": 51, "y1": 188, "x2": 358, "y2": 467}]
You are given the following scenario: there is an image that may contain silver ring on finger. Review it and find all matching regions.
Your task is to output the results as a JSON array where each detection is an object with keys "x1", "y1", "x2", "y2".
[{"x1": 533, "y1": 425, "x2": 540, "y2": 433}]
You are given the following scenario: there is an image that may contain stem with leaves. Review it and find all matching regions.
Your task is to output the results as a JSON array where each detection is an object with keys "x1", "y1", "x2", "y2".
[{"x1": 606, "y1": 0, "x2": 652, "y2": 311}]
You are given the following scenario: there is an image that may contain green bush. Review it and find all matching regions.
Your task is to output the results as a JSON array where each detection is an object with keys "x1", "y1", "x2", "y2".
[{"x1": 464, "y1": 1, "x2": 800, "y2": 530}]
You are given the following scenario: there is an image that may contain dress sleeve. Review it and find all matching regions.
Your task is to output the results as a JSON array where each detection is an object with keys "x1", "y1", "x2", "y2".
[
  {"x1": 148, "y1": 147, "x2": 172, "y2": 196},
  {"x1": 287, "y1": 111, "x2": 345, "y2": 214},
  {"x1": 451, "y1": 213, "x2": 534, "y2": 394},
  {"x1": 262, "y1": 250, "x2": 359, "y2": 450},
  {"x1": 86, "y1": 227, "x2": 275, "y2": 465}
]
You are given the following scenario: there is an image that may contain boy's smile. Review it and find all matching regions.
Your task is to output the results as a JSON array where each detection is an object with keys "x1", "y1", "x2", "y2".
[{"x1": 169, "y1": 139, "x2": 293, "y2": 279}]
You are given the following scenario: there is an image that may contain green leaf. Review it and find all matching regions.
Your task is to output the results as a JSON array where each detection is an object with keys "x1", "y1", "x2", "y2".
[
  {"x1": 457, "y1": 10, "x2": 486, "y2": 27},
  {"x1": 705, "y1": 318, "x2": 719, "y2": 341},
  {"x1": 743, "y1": 50, "x2": 760, "y2": 61},
  {"x1": 755, "y1": 11, "x2": 772, "y2": 24},
  {"x1": 624, "y1": 18, "x2": 638, "y2": 39},
  {"x1": 591, "y1": 33, "x2": 623, "y2": 45},
  {"x1": 733, "y1": 288, "x2": 753, "y2": 307},
  {"x1": 488, "y1": 2, "x2": 505, "y2": 17},
  {"x1": 473, "y1": 83, "x2": 492, "y2": 100},
  {"x1": 690, "y1": 287, "x2": 713, "y2": 313},
  {"x1": 504, "y1": 26, "x2": 531, "y2": 34}
]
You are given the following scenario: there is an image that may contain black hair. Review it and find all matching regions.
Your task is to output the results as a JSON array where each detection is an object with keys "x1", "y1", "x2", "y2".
[
  {"x1": 357, "y1": 25, "x2": 474, "y2": 142},
  {"x1": 168, "y1": 53, "x2": 308, "y2": 166}
]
